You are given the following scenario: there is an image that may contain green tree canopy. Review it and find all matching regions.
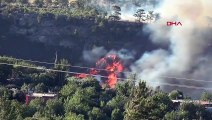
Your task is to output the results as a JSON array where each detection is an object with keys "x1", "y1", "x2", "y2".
[
  {"x1": 109, "y1": 5, "x2": 121, "y2": 21},
  {"x1": 201, "y1": 91, "x2": 212, "y2": 101},
  {"x1": 64, "y1": 112, "x2": 84, "y2": 120},
  {"x1": 169, "y1": 90, "x2": 184, "y2": 100},
  {"x1": 111, "y1": 108, "x2": 123, "y2": 120},
  {"x1": 124, "y1": 81, "x2": 173, "y2": 120},
  {"x1": 45, "y1": 99, "x2": 64, "y2": 117},
  {"x1": 88, "y1": 107, "x2": 108, "y2": 120},
  {"x1": 0, "y1": 64, "x2": 12, "y2": 84},
  {"x1": 0, "y1": 99, "x2": 24, "y2": 120},
  {"x1": 134, "y1": 9, "x2": 146, "y2": 22}
]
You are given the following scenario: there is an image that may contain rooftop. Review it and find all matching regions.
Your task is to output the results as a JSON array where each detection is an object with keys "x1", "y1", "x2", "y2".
[
  {"x1": 172, "y1": 100, "x2": 212, "y2": 105},
  {"x1": 27, "y1": 93, "x2": 57, "y2": 97}
]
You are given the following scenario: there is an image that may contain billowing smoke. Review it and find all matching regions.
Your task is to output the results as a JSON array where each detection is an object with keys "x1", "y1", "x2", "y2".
[
  {"x1": 83, "y1": 46, "x2": 107, "y2": 64},
  {"x1": 83, "y1": 47, "x2": 135, "y2": 66},
  {"x1": 107, "y1": 49, "x2": 136, "y2": 67},
  {"x1": 88, "y1": 0, "x2": 159, "y2": 21},
  {"x1": 130, "y1": 0, "x2": 212, "y2": 96}
]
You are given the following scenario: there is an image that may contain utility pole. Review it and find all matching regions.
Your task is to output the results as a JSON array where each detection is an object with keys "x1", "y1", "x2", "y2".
[
  {"x1": 54, "y1": 51, "x2": 58, "y2": 68},
  {"x1": 129, "y1": 73, "x2": 136, "y2": 87}
]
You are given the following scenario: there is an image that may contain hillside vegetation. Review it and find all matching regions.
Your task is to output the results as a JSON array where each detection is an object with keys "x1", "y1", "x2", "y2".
[
  {"x1": 0, "y1": 1, "x2": 158, "y2": 64},
  {"x1": 1, "y1": 1, "x2": 211, "y2": 120},
  {"x1": 0, "y1": 56, "x2": 212, "y2": 120}
]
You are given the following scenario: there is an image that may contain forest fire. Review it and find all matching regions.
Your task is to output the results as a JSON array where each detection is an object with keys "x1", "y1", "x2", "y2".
[
  {"x1": 96, "y1": 54, "x2": 124, "y2": 88},
  {"x1": 76, "y1": 73, "x2": 88, "y2": 78},
  {"x1": 75, "y1": 54, "x2": 124, "y2": 88}
]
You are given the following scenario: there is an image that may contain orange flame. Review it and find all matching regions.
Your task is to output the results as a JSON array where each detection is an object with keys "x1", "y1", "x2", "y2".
[
  {"x1": 75, "y1": 73, "x2": 88, "y2": 78},
  {"x1": 90, "y1": 68, "x2": 98, "y2": 75},
  {"x1": 75, "y1": 54, "x2": 124, "y2": 88},
  {"x1": 97, "y1": 54, "x2": 124, "y2": 88},
  {"x1": 107, "y1": 73, "x2": 117, "y2": 88}
]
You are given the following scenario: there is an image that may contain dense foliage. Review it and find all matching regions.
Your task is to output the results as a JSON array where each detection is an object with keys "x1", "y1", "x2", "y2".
[
  {"x1": 0, "y1": 0, "x2": 106, "y2": 20},
  {"x1": 0, "y1": 1, "x2": 211, "y2": 120},
  {"x1": 0, "y1": 56, "x2": 211, "y2": 120},
  {"x1": 0, "y1": 0, "x2": 157, "y2": 22}
]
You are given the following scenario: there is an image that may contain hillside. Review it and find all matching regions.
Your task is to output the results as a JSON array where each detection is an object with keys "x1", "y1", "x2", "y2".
[
  {"x1": 1, "y1": 0, "x2": 212, "y2": 119},
  {"x1": 0, "y1": 3, "x2": 159, "y2": 65},
  {"x1": 0, "y1": 56, "x2": 212, "y2": 120}
]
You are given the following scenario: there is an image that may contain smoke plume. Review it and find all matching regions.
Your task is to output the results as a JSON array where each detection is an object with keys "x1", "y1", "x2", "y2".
[
  {"x1": 83, "y1": 46, "x2": 107, "y2": 64},
  {"x1": 83, "y1": 47, "x2": 136, "y2": 67},
  {"x1": 130, "y1": 0, "x2": 212, "y2": 96},
  {"x1": 89, "y1": 0, "x2": 159, "y2": 21}
]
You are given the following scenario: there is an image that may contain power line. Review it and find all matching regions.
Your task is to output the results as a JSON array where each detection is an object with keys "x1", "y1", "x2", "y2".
[
  {"x1": 149, "y1": 82, "x2": 212, "y2": 91},
  {"x1": 159, "y1": 76, "x2": 212, "y2": 83},
  {"x1": 2, "y1": 57, "x2": 212, "y2": 82},
  {"x1": 0, "y1": 63, "x2": 108, "y2": 79},
  {"x1": 1, "y1": 62, "x2": 212, "y2": 91},
  {"x1": 1, "y1": 57, "x2": 212, "y2": 84},
  {"x1": 1, "y1": 57, "x2": 212, "y2": 83},
  {"x1": 2, "y1": 57, "x2": 113, "y2": 72}
]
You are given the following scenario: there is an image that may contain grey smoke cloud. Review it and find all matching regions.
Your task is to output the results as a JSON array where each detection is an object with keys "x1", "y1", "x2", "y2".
[
  {"x1": 130, "y1": 0, "x2": 212, "y2": 96},
  {"x1": 107, "y1": 49, "x2": 136, "y2": 66},
  {"x1": 83, "y1": 47, "x2": 135, "y2": 66},
  {"x1": 83, "y1": 46, "x2": 107, "y2": 64},
  {"x1": 89, "y1": 0, "x2": 159, "y2": 21}
]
